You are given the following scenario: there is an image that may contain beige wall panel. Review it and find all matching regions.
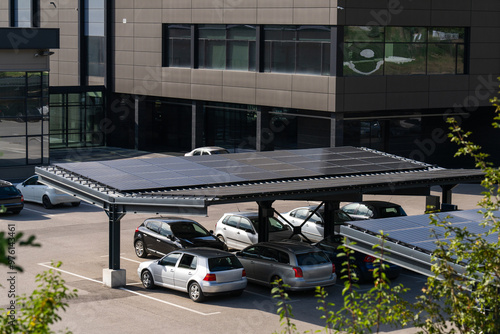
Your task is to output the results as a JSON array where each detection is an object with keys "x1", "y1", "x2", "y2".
[
  {"x1": 115, "y1": 22, "x2": 135, "y2": 37},
  {"x1": 257, "y1": 8, "x2": 293, "y2": 24},
  {"x1": 329, "y1": 7, "x2": 338, "y2": 25},
  {"x1": 256, "y1": 73, "x2": 292, "y2": 90},
  {"x1": 225, "y1": 0, "x2": 258, "y2": 7},
  {"x1": 223, "y1": 86, "x2": 256, "y2": 105},
  {"x1": 192, "y1": 69, "x2": 223, "y2": 85},
  {"x1": 117, "y1": 0, "x2": 134, "y2": 8},
  {"x1": 222, "y1": 71, "x2": 256, "y2": 88},
  {"x1": 292, "y1": 75, "x2": 329, "y2": 94},
  {"x1": 115, "y1": 79, "x2": 134, "y2": 95},
  {"x1": 386, "y1": 92, "x2": 429, "y2": 110},
  {"x1": 162, "y1": 82, "x2": 192, "y2": 99},
  {"x1": 428, "y1": 76, "x2": 469, "y2": 92},
  {"x1": 133, "y1": 80, "x2": 162, "y2": 96},
  {"x1": 328, "y1": 77, "x2": 336, "y2": 94},
  {"x1": 60, "y1": 35, "x2": 79, "y2": 49},
  {"x1": 136, "y1": 0, "x2": 162, "y2": 9},
  {"x1": 192, "y1": 9, "x2": 225, "y2": 24},
  {"x1": 294, "y1": 0, "x2": 330, "y2": 8},
  {"x1": 293, "y1": 8, "x2": 330, "y2": 25},
  {"x1": 115, "y1": 65, "x2": 135, "y2": 79},
  {"x1": 224, "y1": 9, "x2": 257, "y2": 24},
  {"x1": 58, "y1": 61, "x2": 78, "y2": 76},
  {"x1": 163, "y1": 0, "x2": 193, "y2": 9},
  {"x1": 191, "y1": 84, "x2": 223, "y2": 101},
  {"x1": 58, "y1": 48, "x2": 78, "y2": 62},
  {"x1": 327, "y1": 93, "x2": 337, "y2": 112},
  {"x1": 162, "y1": 9, "x2": 193, "y2": 23},
  {"x1": 58, "y1": 0, "x2": 78, "y2": 9},
  {"x1": 134, "y1": 24, "x2": 161, "y2": 38},
  {"x1": 292, "y1": 91, "x2": 329, "y2": 111},
  {"x1": 115, "y1": 37, "x2": 135, "y2": 51},
  {"x1": 56, "y1": 23, "x2": 78, "y2": 35},
  {"x1": 343, "y1": 93, "x2": 386, "y2": 112},
  {"x1": 256, "y1": 89, "x2": 292, "y2": 107},
  {"x1": 57, "y1": 75, "x2": 79, "y2": 86},
  {"x1": 192, "y1": 0, "x2": 220, "y2": 9},
  {"x1": 134, "y1": 9, "x2": 162, "y2": 23},
  {"x1": 163, "y1": 67, "x2": 193, "y2": 84},
  {"x1": 115, "y1": 51, "x2": 135, "y2": 66},
  {"x1": 116, "y1": 9, "x2": 135, "y2": 23},
  {"x1": 257, "y1": 0, "x2": 294, "y2": 8},
  {"x1": 386, "y1": 76, "x2": 429, "y2": 93},
  {"x1": 134, "y1": 38, "x2": 162, "y2": 53},
  {"x1": 343, "y1": 77, "x2": 387, "y2": 94},
  {"x1": 430, "y1": 10, "x2": 470, "y2": 26},
  {"x1": 133, "y1": 51, "x2": 162, "y2": 66},
  {"x1": 134, "y1": 66, "x2": 163, "y2": 86},
  {"x1": 58, "y1": 9, "x2": 78, "y2": 23},
  {"x1": 428, "y1": 91, "x2": 470, "y2": 108}
]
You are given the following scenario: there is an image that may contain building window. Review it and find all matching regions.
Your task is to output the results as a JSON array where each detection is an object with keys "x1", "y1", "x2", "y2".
[
  {"x1": 343, "y1": 26, "x2": 466, "y2": 76},
  {"x1": 49, "y1": 90, "x2": 105, "y2": 148},
  {"x1": 165, "y1": 24, "x2": 191, "y2": 67},
  {"x1": 263, "y1": 25, "x2": 331, "y2": 75},
  {"x1": 0, "y1": 71, "x2": 49, "y2": 167},
  {"x1": 84, "y1": 0, "x2": 105, "y2": 84},
  {"x1": 198, "y1": 25, "x2": 256, "y2": 71},
  {"x1": 11, "y1": 0, "x2": 39, "y2": 27}
]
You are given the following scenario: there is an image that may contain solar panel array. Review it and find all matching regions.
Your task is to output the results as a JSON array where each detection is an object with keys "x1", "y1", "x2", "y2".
[
  {"x1": 55, "y1": 147, "x2": 430, "y2": 192},
  {"x1": 345, "y1": 209, "x2": 500, "y2": 254}
]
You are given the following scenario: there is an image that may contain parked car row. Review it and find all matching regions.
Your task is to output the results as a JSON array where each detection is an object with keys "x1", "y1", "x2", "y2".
[{"x1": 133, "y1": 201, "x2": 406, "y2": 302}]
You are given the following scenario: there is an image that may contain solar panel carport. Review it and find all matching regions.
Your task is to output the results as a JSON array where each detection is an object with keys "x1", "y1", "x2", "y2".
[{"x1": 35, "y1": 146, "x2": 485, "y2": 287}]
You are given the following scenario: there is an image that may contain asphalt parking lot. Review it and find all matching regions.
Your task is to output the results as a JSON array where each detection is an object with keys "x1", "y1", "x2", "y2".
[{"x1": 0, "y1": 184, "x2": 484, "y2": 333}]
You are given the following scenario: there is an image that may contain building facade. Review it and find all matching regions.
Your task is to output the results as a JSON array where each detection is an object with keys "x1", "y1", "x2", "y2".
[{"x1": 2, "y1": 0, "x2": 500, "y2": 170}]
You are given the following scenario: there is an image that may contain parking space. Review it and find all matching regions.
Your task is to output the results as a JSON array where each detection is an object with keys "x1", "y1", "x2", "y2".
[{"x1": 1, "y1": 185, "x2": 483, "y2": 333}]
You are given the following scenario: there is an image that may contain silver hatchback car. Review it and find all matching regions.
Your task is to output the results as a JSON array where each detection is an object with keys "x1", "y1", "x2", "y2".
[
  {"x1": 138, "y1": 248, "x2": 247, "y2": 302},
  {"x1": 236, "y1": 241, "x2": 336, "y2": 291}
]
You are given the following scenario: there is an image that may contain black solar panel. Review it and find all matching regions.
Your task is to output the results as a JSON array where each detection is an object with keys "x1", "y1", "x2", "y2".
[{"x1": 53, "y1": 146, "x2": 432, "y2": 192}]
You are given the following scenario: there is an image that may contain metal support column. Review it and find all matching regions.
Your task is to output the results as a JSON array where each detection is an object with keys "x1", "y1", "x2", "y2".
[
  {"x1": 106, "y1": 204, "x2": 125, "y2": 270},
  {"x1": 258, "y1": 200, "x2": 274, "y2": 243},
  {"x1": 323, "y1": 201, "x2": 340, "y2": 238},
  {"x1": 441, "y1": 184, "x2": 456, "y2": 204}
]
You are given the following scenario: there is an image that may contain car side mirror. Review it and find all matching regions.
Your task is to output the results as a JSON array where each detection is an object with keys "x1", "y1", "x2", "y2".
[{"x1": 209, "y1": 230, "x2": 214, "y2": 234}]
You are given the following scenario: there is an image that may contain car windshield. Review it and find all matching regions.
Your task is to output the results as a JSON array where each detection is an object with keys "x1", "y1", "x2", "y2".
[
  {"x1": 250, "y1": 217, "x2": 289, "y2": 232},
  {"x1": 379, "y1": 206, "x2": 406, "y2": 217},
  {"x1": 0, "y1": 186, "x2": 19, "y2": 196},
  {"x1": 170, "y1": 222, "x2": 211, "y2": 238},
  {"x1": 208, "y1": 255, "x2": 243, "y2": 272},
  {"x1": 296, "y1": 251, "x2": 330, "y2": 266}
]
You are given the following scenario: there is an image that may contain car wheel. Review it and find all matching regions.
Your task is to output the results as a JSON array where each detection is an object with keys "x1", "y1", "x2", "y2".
[
  {"x1": 217, "y1": 234, "x2": 225, "y2": 243},
  {"x1": 71, "y1": 202, "x2": 81, "y2": 207},
  {"x1": 352, "y1": 266, "x2": 365, "y2": 283},
  {"x1": 134, "y1": 240, "x2": 147, "y2": 258},
  {"x1": 141, "y1": 270, "x2": 154, "y2": 289},
  {"x1": 42, "y1": 195, "x2": 53, "y2": 209},
  {"x1": 189, "y1": 282, "x2": 205, "y2": 302}
]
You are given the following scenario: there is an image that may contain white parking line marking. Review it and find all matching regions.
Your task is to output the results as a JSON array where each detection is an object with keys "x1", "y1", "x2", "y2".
[
  {"x1": 24, "y1": 207, "x2": 54, "y2": 216},
  {"x1": 120, "y1": 256, "x2": 142, "y2": 264},
  {"x1": 38, "y1": 262, "x2": 221, "y2": 316}
]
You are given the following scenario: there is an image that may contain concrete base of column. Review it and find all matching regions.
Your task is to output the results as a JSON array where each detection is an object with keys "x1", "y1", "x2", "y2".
[{"x1": 103, "y1": 268, "x2": 126, "y2": 288}]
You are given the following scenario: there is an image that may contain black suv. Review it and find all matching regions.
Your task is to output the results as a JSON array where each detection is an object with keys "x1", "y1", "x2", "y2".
[
  {"x1": 0, "y1": 180, "x2": 24, "y2": 214},
  {"x1": 133, "y1": 217, "x2": 226, "y2": 258}
]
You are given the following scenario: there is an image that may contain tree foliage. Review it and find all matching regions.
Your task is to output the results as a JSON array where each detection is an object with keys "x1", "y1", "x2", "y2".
[{"x1": 0, "y1": 261, "x2": 78, "y2": 334}]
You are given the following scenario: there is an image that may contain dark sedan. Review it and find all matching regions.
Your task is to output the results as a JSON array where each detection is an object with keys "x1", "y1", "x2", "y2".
[
  {"x1": 134, "y1": 217, "x2": 226, "y2": 258},
  {"x1": 0, "y1": 180, "x2": 23, "y2": 214},
  {"x1": 314, "y1": 235, "x2": 401, "y2": 283}
]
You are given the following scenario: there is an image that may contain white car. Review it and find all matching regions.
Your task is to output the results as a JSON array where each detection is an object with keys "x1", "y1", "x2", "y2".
[
  {"x1": 16, "y1": 175, "x2": 81, "y2": 209},
  {"x1": 214, "y1": 212, "x2": 298, "y2": 250},
  {"x1": 184, "y1": 146, "x2": 229, "y2": 156},
  {"x1": 278, "y1": 206, "x2": 353, "y2": 242}
]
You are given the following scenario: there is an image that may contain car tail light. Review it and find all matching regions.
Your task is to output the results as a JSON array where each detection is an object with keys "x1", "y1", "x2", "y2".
[
  {"x1": 242, "y1": 269, "x2": 246, "y2": 277},
  {"x1": 21, "y1": 195, "x2": 24, "y2": 202},
  {"x1": 135, "y1": 227, "x2": 139, "y2": 233},
  {"x1": 363, "y1": 256, "x2": 375, "y2": 263},
  {"x1": 203, "y1": 273, "x2": 217, "y2": 281},
  {"x1": 331, "y1": 263, "x2": 336, "y2": 273},
  {"x1": 293, "y1": 267, "x2": 303, "y2": 278}
]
